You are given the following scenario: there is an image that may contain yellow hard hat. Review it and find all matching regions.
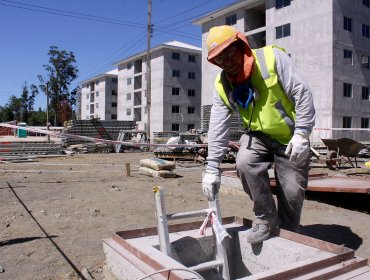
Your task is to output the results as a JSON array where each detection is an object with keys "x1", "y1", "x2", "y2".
[
  {"x1": 206, "y1": 25, "x2": 255, "y2": 77},
  {"x1": 206, "y1": 25, "x2": 238, "y2": 55}
]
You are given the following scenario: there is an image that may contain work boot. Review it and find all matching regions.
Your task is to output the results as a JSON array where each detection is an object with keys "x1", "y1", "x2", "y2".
[{"x1": 247, "y1": 214, "x2": 280, "y2": 244}]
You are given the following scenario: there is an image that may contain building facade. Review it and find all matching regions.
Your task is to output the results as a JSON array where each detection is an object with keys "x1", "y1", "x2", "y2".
[
  {"x1": 114, "y1": 41, "x2": 202, "y2": 137},
  {"x1": 80, "y1": 70, "x2": 118, "y2": 120},
  {"x1": 193, "y1": 0, "x2": 370, "y2": 142}
]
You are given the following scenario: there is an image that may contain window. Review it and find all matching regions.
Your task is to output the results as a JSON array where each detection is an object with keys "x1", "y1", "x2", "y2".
[
  {"x1": 96, "y1": 103, "x2": 99, "y2": 109},
  {"x1": 344, "y1": 16, "x2": 352, "y2": 32},
  {"x1": 188, "y1": 55, "x2": 196, "y2": 62},
  {"x1": 343, "y1": 83, "x2": 352, "y2": 97},
  {"x1": 126, "y1": 109, "x2": 131, "y2": 116},
  {"x1": 187, "y1": 124, "x2": 195, "y2": 130},
  {"x1": 188, "y1": 107, "x2": 195, "y2": 114},
  {"x1": 343, "y1": 116, "x2": 352, "y2": 128},
  {"x1": 96, "y1": 91, "x2": 99, "y2": 97},
  {"x1": 111, "y1": 102, "x2": 117, "y2": 108},
  {"x1": 188, "y1": 89, "x2": 195, "y2": 97},
  {"x1": 86, "y1": 93, "x2": 89, "y2": 99},
  {"x1": 95, "y1": 80, "x2": 99, "y2": 85},
  {"x1": 172, "y1": 87, "x2": 180, "y2": 96},
  {"x1": 363, "y1": 0, "x2": 369, "y2": 8},
  {"x1": 188, "y1": 72, "x2": 195, "y2": 79},
  {"x1": 127, "y1": 78, "x2": 132, "y2": 85},
  {"x1": 276, "y1": 23, "x2": 291, "y2": 39},
  {"x1": 172, "y1": 52, "x2": 180, "y2": 60},
  {"x1": 225, "y1": 14, "x2": 237, "y2": 26},
  {"x1": 111, "y1": 78, "x2": 118, "y2": 83},
  {"x1": 127, "y1": 93, "x2": 131, "y2": 100},
  {"x1": 111, "y1": 114, "x2": 117, "y2": 120},
  {"x1": 127, "y1": 62, "x2": 132, "y2": 70},
  {"x1": 362, "y1": 24, "x2": 370, "y2": 38},
  {"x1": 172, "y1": 105, "x2": 180, "y2": 113},
  {"x1": 362, "y1": 55, "x2": 370, "y2": 69},
  {"x1": 112, "y1": 90, "x2": 117, "y2": 96},
  {"x1": 172, "y1": 70, "x2": 180, "y2": 77},
  {"x1": 86, "y1": 105, "x2": 89, "y2": 110},
  {"x1": 362, "y1": 86, "x2": 369, "y2": 100},
  {"x1": 172, "y1": 123, "x2": 179, "y2": 131},
  {"x1": 343, "y1": 49, "x2": 353, "y2": 64},
  {"x1": 361, "y1": 118, "x2": 369, "y2": 128},
  {"x1": 276, "y1": 0, "x2": 291, "y2": 9}
]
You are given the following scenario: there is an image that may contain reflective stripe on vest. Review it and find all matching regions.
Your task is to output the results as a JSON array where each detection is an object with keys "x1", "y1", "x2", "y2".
[{"x1": 215, "y1": 45, "x2": 296, "y2": 145}]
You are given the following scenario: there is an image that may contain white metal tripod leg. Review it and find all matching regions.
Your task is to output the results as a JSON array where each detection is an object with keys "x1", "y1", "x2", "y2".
[
  {"x1": 153, "y1": 186, "x2": 171, "y2": 256},
  {"x1": 209, "y1": 194, "x2": 230, "y2": 280}
]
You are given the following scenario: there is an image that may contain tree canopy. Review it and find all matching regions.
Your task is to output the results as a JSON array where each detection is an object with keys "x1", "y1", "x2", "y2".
[
  {"x1": 0, "y1": 46, "x2": 79, "y2": 126},
  {"x1": 39, "y1": 46, "x2": 79, "y2": 125}
]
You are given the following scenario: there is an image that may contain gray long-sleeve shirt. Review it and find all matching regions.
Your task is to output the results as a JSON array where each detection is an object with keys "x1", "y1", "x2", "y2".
[{"x1": 207, "y1": 48, "x2": 316, "y2": 168}]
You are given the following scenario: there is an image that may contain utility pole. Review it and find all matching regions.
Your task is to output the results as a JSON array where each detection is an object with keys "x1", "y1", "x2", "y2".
[
  {"x1": 146, "y1": 0, "x2": 152, "y2": 143},
  {"x1": 46, "y1": 82, "x2": 50, "y2": 141}
]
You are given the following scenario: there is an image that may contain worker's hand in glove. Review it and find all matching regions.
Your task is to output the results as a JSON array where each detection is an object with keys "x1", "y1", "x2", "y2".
[
  {"x1": 285, "y1": 132, "x2": 310, "y2": 163},
  {"x1": 202, "y1": 165, "x2": 221, "y2": 201}
]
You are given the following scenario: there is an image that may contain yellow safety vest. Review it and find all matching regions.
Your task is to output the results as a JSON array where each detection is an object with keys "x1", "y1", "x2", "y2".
[{"x1": 215, "y1": 45, "x2": 296, "y2": 145}]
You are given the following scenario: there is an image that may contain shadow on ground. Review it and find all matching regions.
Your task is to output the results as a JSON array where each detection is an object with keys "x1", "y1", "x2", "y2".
[
  {"x1": 0, "y1": 236, "x2": 57, "y2": 247},
  {"x1": 306, "y1": 191, "x2": 370, "y2": 214},
  {"x1": 301, "y1": 224, "x2": 363, "y2": 251}
]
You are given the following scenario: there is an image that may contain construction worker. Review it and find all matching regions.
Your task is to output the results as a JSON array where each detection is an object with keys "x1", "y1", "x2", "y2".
[{"x1": 202, "y1": 25, "x2": 315, "y2": 244}]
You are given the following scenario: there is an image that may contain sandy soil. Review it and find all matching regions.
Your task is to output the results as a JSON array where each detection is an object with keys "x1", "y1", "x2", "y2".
[{"x1": 0, "y1": 153, "x2": 369, "y2": 280}]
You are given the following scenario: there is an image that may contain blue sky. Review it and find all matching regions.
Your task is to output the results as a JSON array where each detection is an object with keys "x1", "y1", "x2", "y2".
[{"x1": 0, "y1": 0, "x2": 237, "y2": 110}]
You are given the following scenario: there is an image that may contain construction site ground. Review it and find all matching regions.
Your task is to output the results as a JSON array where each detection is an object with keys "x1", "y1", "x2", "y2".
[{"x1": 1, "y1": 152, "x2": 369, "y2": 280}]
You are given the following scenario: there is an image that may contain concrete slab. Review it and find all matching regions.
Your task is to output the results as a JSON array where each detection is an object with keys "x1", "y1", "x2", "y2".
[{"x1": 103, "y1": 217, "x2": 369, "y2": 280}]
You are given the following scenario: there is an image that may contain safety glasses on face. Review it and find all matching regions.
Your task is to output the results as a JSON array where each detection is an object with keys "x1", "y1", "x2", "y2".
[{"x1": 214, "y1": 44, "x2": 238, "y2": 65}]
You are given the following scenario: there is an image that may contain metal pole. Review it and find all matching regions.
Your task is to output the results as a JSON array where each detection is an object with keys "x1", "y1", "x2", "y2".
[
  {"x1": 146, "y1": 0, "x2": 152, "y2": 143},
  {"x1": 46, "y1": 82, "x2": 50, "y2": 142},
  {"x1": 153, "y1": 186, "x2": 171, "y2": 256},
  {"x1": 209, "y1": 195, "x2": 230, "y2": 280}
]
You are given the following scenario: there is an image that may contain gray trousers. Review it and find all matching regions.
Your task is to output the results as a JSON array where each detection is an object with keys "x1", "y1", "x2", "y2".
[{"x1": 235, "y1": 132, "x2": 310, "y2": 232}]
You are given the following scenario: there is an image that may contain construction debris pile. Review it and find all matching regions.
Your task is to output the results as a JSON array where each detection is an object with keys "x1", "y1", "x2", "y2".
[
  {"x1": 153, "y1": 132, "x2": 203, "y2": 160},
  {"x1": 0, "y1": 141, "x2": 63, "y2": 162},
  {"x1": 62, "y1": 119, "x2": 135, "y2": 152}
]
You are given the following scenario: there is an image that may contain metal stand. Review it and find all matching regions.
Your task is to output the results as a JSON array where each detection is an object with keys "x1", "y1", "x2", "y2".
[{"x1": 153, "y1": 186, "x2": 230, "y2": 280}]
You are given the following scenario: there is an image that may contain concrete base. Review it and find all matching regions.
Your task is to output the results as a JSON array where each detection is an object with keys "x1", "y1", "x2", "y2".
[{"x1": 103, "y1": 217, "x2": 370, "y2": 279}]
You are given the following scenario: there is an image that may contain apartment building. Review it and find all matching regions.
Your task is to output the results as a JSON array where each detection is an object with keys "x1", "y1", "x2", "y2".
[
  {"x1": 80, "y1": 69, "x2": 118, "y2": 120},
  {"x1": 193, "y1": 0, "x2": 370, "y2": 142},
  {"x1": 114, "y1": 41, "x2": 201, "y2": 137}
]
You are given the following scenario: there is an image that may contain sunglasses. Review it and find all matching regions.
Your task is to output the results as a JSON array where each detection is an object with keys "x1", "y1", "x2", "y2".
[{"x1": 214, "y1": 45, "x2": 238, "y2": 64}]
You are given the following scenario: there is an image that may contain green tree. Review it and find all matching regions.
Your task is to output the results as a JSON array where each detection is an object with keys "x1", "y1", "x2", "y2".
[
  {"x1": 6, "y1": 95, "x2": 22, "y2": 121},
  {"x1": 20, "y1": 82, "x2": 38, "y2": 123},
  {"x1": 28, "y1": 108, "x2": 46, "y2": 126},
  {"x1": 37, "y1": 46, "x2": 79, "y2": 126}
]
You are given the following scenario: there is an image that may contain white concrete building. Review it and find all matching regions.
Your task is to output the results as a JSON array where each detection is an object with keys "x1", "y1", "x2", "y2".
[
  {"x1": 114, "y1": 41, "x2": 201, "y2": 137},
  {"x1": 80, "y1": 69, "x2": 118, "y2": 120},
  {"x1": 193, "y1": 0, "x2": 370, "y2": 142}
]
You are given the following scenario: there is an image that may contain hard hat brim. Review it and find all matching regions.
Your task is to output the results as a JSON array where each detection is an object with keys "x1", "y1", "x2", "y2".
[{"x1": 208, "y1": 31, "x2": 254, "y2": 66}]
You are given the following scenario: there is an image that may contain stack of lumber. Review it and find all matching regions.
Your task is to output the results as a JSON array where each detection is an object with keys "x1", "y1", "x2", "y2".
[{"x1": 139, "y1": 158, "x2": 176, "y2": 178}]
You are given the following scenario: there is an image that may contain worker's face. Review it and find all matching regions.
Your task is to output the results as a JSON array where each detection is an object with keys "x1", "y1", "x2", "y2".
[{"x1": 214, "y1": 44, "x2": 243, "y2": 75}]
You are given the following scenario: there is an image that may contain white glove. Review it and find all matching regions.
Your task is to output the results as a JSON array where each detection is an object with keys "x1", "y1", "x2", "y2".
[
  {"x1": 285, "y1": 132, "x2": 310, "y2": 162},
  {"x1": 202, "y1": 166, "x2": 221, "y2": 201}
]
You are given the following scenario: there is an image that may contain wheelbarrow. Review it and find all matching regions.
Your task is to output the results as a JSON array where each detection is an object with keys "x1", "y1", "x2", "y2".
[{"x1": 321, "y1": 138, "x2": 365, "y2": 170}]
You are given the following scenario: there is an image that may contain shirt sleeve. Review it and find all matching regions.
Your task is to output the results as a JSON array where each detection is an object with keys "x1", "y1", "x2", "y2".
[
  {"x1": 274, "y1": 48, "x2": 316, "y2": 136},
  {"x1": 206, "y1": 87, "x2": 233, "y2": 168}
]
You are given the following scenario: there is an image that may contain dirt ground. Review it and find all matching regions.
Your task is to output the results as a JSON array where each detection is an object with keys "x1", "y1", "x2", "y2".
[{"x1": 1, "y1": 152, "x2": 369, "y2": 280}]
